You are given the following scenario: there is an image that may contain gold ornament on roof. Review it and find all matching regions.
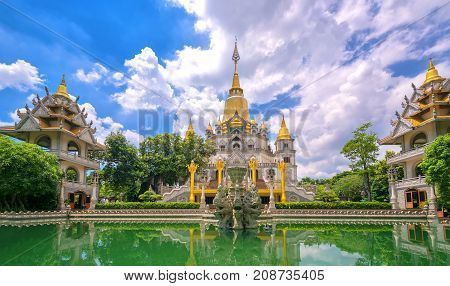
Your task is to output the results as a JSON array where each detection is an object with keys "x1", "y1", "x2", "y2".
[
  {"x1": 55, "y1": 74, "x2": 70, "y2": 99},
  {"x1": 421, "y1": 58, "x2": 444, "y2": 87},
  {"x1": 277, "y1": 116, "x2": 292, "y2": 140},
  {"x1": 185, "y1": 118, "x2": 195, "y2": 138}
]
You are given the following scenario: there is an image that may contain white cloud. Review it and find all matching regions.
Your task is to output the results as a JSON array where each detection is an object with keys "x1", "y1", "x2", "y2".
[
  {"x1": 75, "y1": 63, "x2": 108, "y2": 83},
  {"x1": 79, "y1": 102, "x2": 143, "y2": 146},
  {"x1": 112, "y1": 47, "x2": 175, "y2": 111},
  {"x1": 0, "y1": 60, "x2": 43, "y2": 91}
]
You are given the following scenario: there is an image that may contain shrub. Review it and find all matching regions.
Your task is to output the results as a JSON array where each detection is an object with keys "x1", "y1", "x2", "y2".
[
  {"x1": 138, "y1": 190, "x2": 162, "y2": 202},
  {"x1": 275, "y1": 201, "x2": 391, "y2": 209},
  {"x1": 314, "y1": 185, "x2": 339, "y2": 202},
  {"x1": 96, "y1": 202, "x2": 200, "y2": 209}
]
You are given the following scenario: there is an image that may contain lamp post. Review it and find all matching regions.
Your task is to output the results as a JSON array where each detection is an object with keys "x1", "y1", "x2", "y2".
[
  {"x1": 187, "y1": 160, "x2": 198, "y2": 202},
  {"x1": 200, "y1": 169, "x2": 208, "y2": 210},
  {"x1": 268, "y1": 168, "x2": 276, "y2": 211}
]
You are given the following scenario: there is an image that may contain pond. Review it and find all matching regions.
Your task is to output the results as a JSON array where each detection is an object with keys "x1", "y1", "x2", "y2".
[{"x1": 0, "y1": 222, "x2": 448, "y2": 266}]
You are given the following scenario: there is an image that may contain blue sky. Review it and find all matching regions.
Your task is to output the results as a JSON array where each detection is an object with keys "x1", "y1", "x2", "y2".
[{"x1": 1, "y1": 0, "x2": 449, "y2": 178}]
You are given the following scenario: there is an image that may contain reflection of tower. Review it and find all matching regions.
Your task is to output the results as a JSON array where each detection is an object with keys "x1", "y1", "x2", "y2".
[
  {"x1": 281, "y1": 229, "x2": 288, "y2": 266},
  {"x1": 186, "y1": 228, "x2": 197, "y2": 266}
]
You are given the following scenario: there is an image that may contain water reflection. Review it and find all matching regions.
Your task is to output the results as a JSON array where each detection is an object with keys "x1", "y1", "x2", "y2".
[{"x1": 0, "y1": 221, "x2": 448, "y2": 266}]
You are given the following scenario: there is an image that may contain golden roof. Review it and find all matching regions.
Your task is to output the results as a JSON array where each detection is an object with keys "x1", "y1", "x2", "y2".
[
  {"x1": 207, "y1": 122, "x2": 213, "y2": 131},
  {"x1": 421, "y1": 58, "x2": 444, "y2": 87},
  {"x1": 223, "y1": 39, "x2": 250, "y2": 121},
  {"x1": 260, "y1": 121, "x2": 267, "y2": 129},
  {"x1": 185, "y1": 118, "x2": 194, "y2": 138},
  {"x1": 277, "y1": 117, "x2": 292, "y2": 140},
  {"x1": 54, "y1": 74, "x2": 71, "y2": 99}
]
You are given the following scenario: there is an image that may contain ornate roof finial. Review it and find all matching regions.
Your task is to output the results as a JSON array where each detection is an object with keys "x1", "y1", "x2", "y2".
[
  {"x1": 277, "y1": 115, "x2": 292, "y2": 140},
  {"x1": 230, "y1": 38, "x2": 243, "y2": 94},
  {"x1": 185, "y1": 117, "x2": 195, "y2": 138},
  {"x1": 421, "y1": 58, "x2": 443, "y2": 87},
  {"x1": 55, "y1": 74, "x2": 70, "y2": 99}
]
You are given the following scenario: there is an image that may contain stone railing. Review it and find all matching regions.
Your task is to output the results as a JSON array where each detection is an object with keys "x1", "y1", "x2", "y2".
[
  {"x1": 270, "y1": 209, "x2": 427, "y2": 218},
  {"x1": 63, "y1": 180, "x2": 95, "y2": 191},
  {"x1": 48, "y1": 149, "x2": 99, "y2": 169},
  {"x1": 387, "y1": 143, "x2": 430, "y2": 164},
  {"x1": 395, "y1": 176, "x2": 428, "y2": 189},
  {"x1": 0, "y1": 210, "x2": 68, "y2": 223}
]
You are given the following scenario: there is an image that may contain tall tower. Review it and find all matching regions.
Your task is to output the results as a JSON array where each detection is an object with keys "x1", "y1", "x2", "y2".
[{"x1": 275, "y1": 116, "x2": 297, "y2": 181}]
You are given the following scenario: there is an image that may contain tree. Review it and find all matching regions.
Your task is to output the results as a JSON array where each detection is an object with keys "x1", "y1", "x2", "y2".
[
  {"x1": 138, "y1": 189, "x2": 162, "y2": 202},
  {"x1": 99, "y1": 132, "x2": 145, "y2": 201},
  {"x1": 341, "y1": 122, "x2": 379, "y2": 201},
  {"x1": 0, "y1": 135, "x2": 63, "y2": 211},
  {"x1": 419, "y1": 134, "x2": 450, "y2": 210},
  {"x1": 314, "y1": 185, "x2": 339, "y2": 202},
  {"x1": 139, "y1": 133, "x2": 215, "y2": 191},
  {"x1": 332, "y1": 173, "x2": 363, "y2": 201}
]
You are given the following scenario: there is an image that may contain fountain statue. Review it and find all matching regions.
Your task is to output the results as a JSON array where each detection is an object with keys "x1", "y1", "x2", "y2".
[{"x1": 213, "y1": 167, "x2": 261, "y2": 230}]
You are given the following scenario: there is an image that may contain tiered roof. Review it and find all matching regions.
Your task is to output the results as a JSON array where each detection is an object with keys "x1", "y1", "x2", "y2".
[
  {"x1": 380, "y1": 59, "x2": 450, "y2": 145},
  {"x1": 0, "y1": 75, "x2": 104, "y2": 150}
]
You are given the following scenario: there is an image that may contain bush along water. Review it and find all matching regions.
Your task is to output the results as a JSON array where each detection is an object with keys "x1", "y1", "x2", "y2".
[
  {"x1": 275, "y1": 201, "x2": 391, "y2": 209},
  {"x1": 96, "y1": 202, "x2": 200, "y2": 209}
]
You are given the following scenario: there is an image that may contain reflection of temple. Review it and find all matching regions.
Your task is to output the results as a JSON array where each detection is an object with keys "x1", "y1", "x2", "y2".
[
  {"x1": 3, "y1": 221, "x2": 447, "y2": 265},
  {"x1": 379, "y1": 59, "x2": 449, "y2": 210},
  {"x1": 163, "y1": 41, "x2": 314, "y2": 204},
  {"x1": 0, "y1": 76, "x2": 104, "y2": 209}
]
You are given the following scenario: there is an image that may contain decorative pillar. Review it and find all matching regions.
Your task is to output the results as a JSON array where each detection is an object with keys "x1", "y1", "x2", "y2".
[
  {"x1": 268, "y1": 168, "x2": 276, "y2": 211},
  {"x1": 215, "y1": 159, "x2": 225, "y2": 186},
  {"x1": 59, "y1": 182, "x2": 66, "y2": 210},
  {"x1": 248, "y1": 158, "x2": 258, "y2": 184},
  {"x1": 427, "y1": 185, "x2": 438, "y2": 217},
  {"x1": 277, "y1": 161, "x2": 287, "y2": 203},
  {"x1": 188, "y1": 160, "x2": 198, "y2": 202},
  {"x1": 388, "y1": 166, "x2": 399, "y2": 209},
  {"x1": 91, "y1": 171, "x2": 99, "y2": 209}
]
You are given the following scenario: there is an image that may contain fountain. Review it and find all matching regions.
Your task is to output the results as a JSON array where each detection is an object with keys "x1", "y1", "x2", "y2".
[{"x1": 213, "y1": 167, "x2": 261, "y2": 230}]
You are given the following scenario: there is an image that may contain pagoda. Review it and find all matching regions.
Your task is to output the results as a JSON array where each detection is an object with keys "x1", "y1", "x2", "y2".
[
  {"x1": 0, "y1": 76, "x2": 105, "y2": 209},
  {"x1": 163, "y1": 40, "x2": 314, "y2": 204},
  {"x1": 379, "y1": 59, "x2": 449, "y2": 212}
]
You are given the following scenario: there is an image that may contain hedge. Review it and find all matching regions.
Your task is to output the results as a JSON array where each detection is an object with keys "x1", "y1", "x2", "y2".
[
  {"x1": 96, "y1": 202, "x2": 200, "y2": 209},
  {"x1": 275, "y1": 201, "x2": 391, "y2": 209}
]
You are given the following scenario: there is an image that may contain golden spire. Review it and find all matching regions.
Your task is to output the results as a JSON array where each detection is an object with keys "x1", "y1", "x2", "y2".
[
  {"x1": 55, "y1": 74, "x2": 70, "y2": 99},
  {"x1": 422, "y1": 58, "x2": 443, "y2": 87},
  {"x1": 207, "y1": 122, "x2": 213, "y2": 131},
  {"x1": 185, "y1": 117, "x2": 195, "y2": 138},
  {"x1": 277, "y1": 116, "x2": 292, "y2": 140},
  {"x1": 230, "y1": 38, "x2": 243, "y2": 94}
]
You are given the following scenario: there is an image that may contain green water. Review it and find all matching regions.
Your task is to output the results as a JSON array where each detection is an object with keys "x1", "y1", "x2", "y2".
[{"x1": 0, "y1": 222, "x2": 449, "y2": 266}]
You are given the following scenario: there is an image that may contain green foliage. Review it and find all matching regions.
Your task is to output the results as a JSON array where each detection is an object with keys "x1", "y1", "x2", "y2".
[
  {"x1": 276, "y1": 201, "x2": 391, "y2": 209},
  {"x1": 314, "y1": 185, "x2": 339, "y2": 202},
  {"x1": 96, "y1": 202, "x2": 200, "y2": 209},
  {"x1": 298, "y1": 177, "x2": 330, "y2": 186},
  {"x1": 99, "y1": 132, "x2": 146, "y2": 201},
  {"x1": 332, "y1": 173, "x2": 363, "y2": 201},
  {"x1": 419, "y1": 134, "x2": 450, "y2": 210},
  {"x1": 0, "y1": 135, "x2": 63, "y2": 211},
  {"x1": 139, "y1": 133, "x2": 215, "y2": 187},
  {"x1": 341, "y1": 122, "x2": 379, "y2": 201},
  {"x1": 138, "y1": 190, "x2": 162, "y2": 202}
]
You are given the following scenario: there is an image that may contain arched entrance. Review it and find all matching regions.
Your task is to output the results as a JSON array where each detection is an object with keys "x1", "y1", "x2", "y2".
[
  {"x1": 68, "y1": 191, "x2": 91, "y2": 209},
  {"x1": 405, "y1": 189, "x2": 427, "y2": 209}
]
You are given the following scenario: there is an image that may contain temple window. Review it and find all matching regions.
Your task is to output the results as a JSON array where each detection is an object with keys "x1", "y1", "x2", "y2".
[
  {"x1": 248, "y1": 144, "x2": 254, "y2": 150},
  {"x1": 232, "y1": 143, "x2": 240, "y2": 149},
  {"x1": 283, "y1": 143, "x2": 289, "y2": 150},
  {"x1": 68, "y1": 141, "x2": 80, "y2": 156},
  {"x1": 65, "y1": 167, "x2": 79, "y2": 182},
  {"x1": 411, "y1": 133, "x2": 427, "y2": 148},
  {"x1": 415, "y1": 163, "x2": 424, "y2": 177},
  {"x1": 220, "y1": 145, "x2": 225, "y2": 151},
  {"x1": 36, "y1": 135, "x2": 51, "y2": 150},
  {"x1": 284, "y1": 157, "x2": 290, "y2": 163}
]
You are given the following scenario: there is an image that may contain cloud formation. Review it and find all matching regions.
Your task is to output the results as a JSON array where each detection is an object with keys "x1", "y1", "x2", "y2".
[{"x1": 0, "y1": 60, "x2": 43, "y2": 92}]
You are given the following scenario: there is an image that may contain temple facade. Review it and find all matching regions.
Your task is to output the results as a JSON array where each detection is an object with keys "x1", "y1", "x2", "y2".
[
  {"x1": 0, "y1": 76, "x2": 104, "y2": 209},
  {"x1": 163, "y1": 41, "x2": 314, "y2": 204},
  {"x1": 379, "y1": 59, "x2": 449, "y2": 211}
]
